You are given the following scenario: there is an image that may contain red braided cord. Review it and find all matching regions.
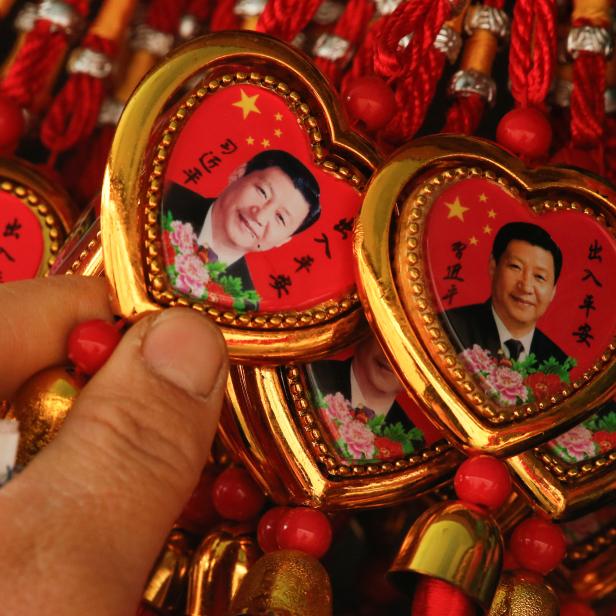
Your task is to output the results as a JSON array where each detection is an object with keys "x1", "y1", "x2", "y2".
[
  {"x1": 343, "y1": 15, "x2": 387, "y2": 88},
  {"x1": 604, "y1": 117, "x2": 616, "y2": 183},
  {"x1": 40, "y1": 34, "x2": 116, "y2": 157},
  {"x1": 374, "y1": 0, "x2": 451, "y2": 81},
  {"x1": 209, "y1": 0, "x2": 240, "y2": 31},
  {"x1": 256, "y1": 0, "x2": 321, "y2": 42},
  {"x1": 314, "y1": 0, "x2": 375, "y2": 86},
  {"x1": 443, "y1": 94, "x2": 485, "y2": 134},
  {"x1": 186, "y1": 0, "x2": 213, "y2": 22},
  {"x1": 0, "y1": 0, "x2": 90, "y2": 110},
  {"x1": 571, "y1": 52, "x2": 606, "y2": 148},
  {"x1": 384, "y1": 44, "x2": 447, "y2": 143},
  {"x1": 509, "y1": 0, "x2": 556, "y2": 108},
  {"x1": 145, "y1": 0, "x2": 186, "y2": 33},
  {"x1": 411, "y1": 577, "x2": 475, "y2": 616}
]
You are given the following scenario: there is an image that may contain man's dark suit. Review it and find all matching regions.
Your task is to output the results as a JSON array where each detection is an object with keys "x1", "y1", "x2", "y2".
[
  {"x1": 163, "y1": 182, "x2": 257, "y2": 304},
  {"x1": 309, "y1": 358, "x2": 413, "y2": 430},
  {"x1": 442, "y1": 300, "x2": 568, "y2": 364}
]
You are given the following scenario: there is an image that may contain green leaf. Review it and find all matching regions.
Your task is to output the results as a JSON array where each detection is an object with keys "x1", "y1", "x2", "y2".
[
  {"x1": 406, "y1": 427, "x2": 425, "y2": 443},
  {"x1": 511, "y1": 353, "x2": 538, "y2": 377},
  {"x1": 166, "y1": 264, "x2": 177, "y2": 283},
  {"x1": 536, "y1": 355, "x2": 577, "y2": 383},
  {"x1": 162, "y1": 210, "x2": 174, "y2": 231},
  {"x1": 337, "y1": 440, "x2": 353, "y2": 460},
  {"x1": 206, "y1": 261, "x2": 227, "y2": 280},
  {"x1": 367, "y1": 415, "x2": 386, "y2": 435},
  {"x1": 382, "y1": 422, "x2": 409, "y2": 442}
]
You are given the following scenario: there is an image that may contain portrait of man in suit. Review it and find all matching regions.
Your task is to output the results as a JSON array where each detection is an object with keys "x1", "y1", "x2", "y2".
[
  {"x1": 442, "y1": 221, "x2": 567, "y2": 364},
  {"x1": 162, "y1": 149, "x2": 321, "y2": 309}
]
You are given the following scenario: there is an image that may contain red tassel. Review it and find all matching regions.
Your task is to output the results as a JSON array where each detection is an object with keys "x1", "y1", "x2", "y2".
[
  {"x1": 256, "y1": 0, "x2": 321, "y2": 42},
  {"x1": 443, "y1": 94, "x2": 485, "y2": 135},
  {"x1": 411, "y1": 577, "x2": 476, "y2": 616}
]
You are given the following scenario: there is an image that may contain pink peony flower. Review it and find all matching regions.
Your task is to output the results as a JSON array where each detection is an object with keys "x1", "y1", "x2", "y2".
[
  {"x1": 459, "y1": 345, "x2": 497, "y2": 375},
  {"x1": 323, "y1": 392, "x2": 354, "y2": 425},
  {"x1": 549, "y1": 425, "x2": 597, "y2": 462},
  {"x1": 339, "y1": 419, "x2": 376, "y2": 459},
  {"x1": 485, "y1": 365, "x2": 529, "y2": 406},
  {"x1": 169, "y1": 220, "x2": 198, "y2": 254},
  {"x1": 175, "y1": 253, "x2": 210, "y2": 297}
]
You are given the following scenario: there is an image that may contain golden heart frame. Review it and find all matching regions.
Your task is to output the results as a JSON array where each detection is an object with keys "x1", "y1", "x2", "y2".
[
  {"x1": 355, "y1": 135, "x2": 615, "y2": 456},
  {"x1": 101, "y1": 31, "x2": 379, "y2": 363}
]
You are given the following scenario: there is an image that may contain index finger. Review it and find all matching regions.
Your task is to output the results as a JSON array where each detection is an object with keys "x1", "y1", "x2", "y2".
[{"x1": 0, "y1": 276, "x2": 113, "y2": 399}]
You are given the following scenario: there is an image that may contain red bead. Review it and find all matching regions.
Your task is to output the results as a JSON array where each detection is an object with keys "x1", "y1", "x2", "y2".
[
  {"x1": 212, "y1": 467, "x2": 266, "y2": 522},
  {"x1": 496, "y1": 107, "x2": 552, "y2": 160},
  {"x1": 454, "y1": 455, "x2": 512, "y2": 509},
  {"x1": 509, "y1": 516, "x2": 566, "y2": 575},
  {"x1": 276, "y1": 507, "x2": 332, "y2": 559},
  {"x1": 257, "y1": 506, "x2": 288, "y2": 552},
  {"x1": 0, "y1": 95, "x2": 25, "y2": 153},
  {"x1": 67, "y1": 319, "x2": 122, "y2": 375},
  {"x1": 177, "y1": 466, "x2": 221, "y2": 534},
  {"x1": 560, "y1": 600, "x2": 596, "y2": 616},
  {"x1": 343, "y1": 75, "x2": 396, "y2": 131}
]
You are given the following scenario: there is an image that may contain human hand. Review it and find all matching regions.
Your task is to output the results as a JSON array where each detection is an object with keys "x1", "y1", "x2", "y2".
[{"x1": 0, "y1": 276, "x2": 228, "y2": 616}]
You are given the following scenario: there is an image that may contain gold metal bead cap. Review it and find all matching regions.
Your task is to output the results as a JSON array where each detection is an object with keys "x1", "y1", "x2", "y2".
[
  {"x1": 487, "y1": 570, "x2": 559, "y2": 616},
  {"x1": 388, "y1": 501, "x2": 503, "y2": 611},
  {"x1": 229, "y1": 549, "x2": 333, "y2": 616}
]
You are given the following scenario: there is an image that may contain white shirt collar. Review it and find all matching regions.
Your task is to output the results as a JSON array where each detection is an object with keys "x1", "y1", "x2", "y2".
[
  {"x1": 198, "y1": 205, "x2": 244, "y2": 266},
  {"x1": 350, "y1": 360, "x2": 396, "y2": 416},
  {"x1": 491, "y1": 304, "x2": 534, "y2": 361}
]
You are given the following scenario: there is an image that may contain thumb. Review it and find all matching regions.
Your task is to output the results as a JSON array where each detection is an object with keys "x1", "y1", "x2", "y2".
[{"x1": 0, "y1": 308, "x2": 228, "y2": 616}]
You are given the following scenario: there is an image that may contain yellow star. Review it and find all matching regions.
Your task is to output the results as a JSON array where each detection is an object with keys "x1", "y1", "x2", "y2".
[
  {"x1": 479, "y1": 193, "x2": 488, "y2": 203},
  {"x1": 469, "y1": 236, "x2": 478, "y2": 246},
  {"x1": 274, "y1": 128, "x2": 283, "y2": 138},
  {"x1": 483, "y1": 224, "x2": 492, "y2": 235},
  {"x1": 232, "y1": 89, "x2": 261, "y2": 119},
  {"x1": 445, "y1": 196, "x2": 469, "y2": 221},
  {"x1": 274, "y1": 112, "x2": 283, "y2": 121},
  {"x1": 246, "y1": 136, "x2": 255, "y2": 145},
  {"x1": 488, "y1": 209, "x2": 496, "y2": 218},
  {"x1": 261, "y1": 138, "x2": 270, "y2": 147}
]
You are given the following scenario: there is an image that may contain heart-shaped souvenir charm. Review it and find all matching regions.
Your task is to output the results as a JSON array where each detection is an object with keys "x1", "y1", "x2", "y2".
[
  {"x1": 356, "y1": 135, "x2": 615, "y2": 456},
  {"x1": 0, "y1": 158, "x2": 75, "y2": 281},
  {"x1": 221, "y1": 329, "x2": 462, "y2": 509},
  {"x1": 101, "y1": 31, "x2": 378, "y2": 363}
]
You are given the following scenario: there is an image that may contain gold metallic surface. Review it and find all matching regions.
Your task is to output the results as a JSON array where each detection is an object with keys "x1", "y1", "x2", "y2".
[
  {"x1": 355, "y1": 135, "x2": 616, "y2": 456},
  {"x1": 0, "y1": 157, "x2": 76, "y2": 276},
  {"x1": 221, "y1": 364, "x2": 462, "y2": 509},
  {"x1": 388, "y1": 500, "x2": 503, "y2": 610},
  {"x1": 487, "y1": 571, "x2": 559, "y2": 616},
  {"x1": 102, "y1": 31, "x2": 379, "y2": 364},
  {"x1": 10, "y1": 366, "x2": 82, "y2": 466},
  {"x1": 143, "y1": 528, "x2": 192, "y2": 611},
  {"x1": 571, "y1": 543, "x2": 616, "y2": 601},
  {"x1": 229, "y1": 549, "x2": 332, "y2": 616},
  {"x1": 187, "y1": 524, "x2": 261, "y2": 616}
]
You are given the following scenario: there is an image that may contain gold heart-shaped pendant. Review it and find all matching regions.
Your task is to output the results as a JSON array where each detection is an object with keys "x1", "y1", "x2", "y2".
[
  {"x1": 356, "y1": 135, "x2": 615, "y2": 456},
  {"x1": 101, "y1": 31, "x2": 378, "y2": 363}
]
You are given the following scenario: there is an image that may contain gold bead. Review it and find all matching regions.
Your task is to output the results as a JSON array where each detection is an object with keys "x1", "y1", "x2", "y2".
[
  {"x1": 388, "y1": 501, "x2": 503, "y2": 611},
  {"x1": 488, "y1": 571, "x2": 559, "y2": 616},
  {"x1": 9, "y1": 366, "x2": 83, "y2": 466},
  {"x1": 229, "y1": 549, "x2": 333, "y2": 616},
  {"x1": 187, "y1": 524, "x2": 261, "y2": 616}
]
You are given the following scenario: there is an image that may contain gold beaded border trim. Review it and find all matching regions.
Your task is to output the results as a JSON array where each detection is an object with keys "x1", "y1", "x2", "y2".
[
  {"x1": 0, "y1": 178, "x2": 64, "y2": 273},
  {"x1": 144, "y1": 71, "x2": 363, "y2": 329},
  {"x1": 534, "y1": 444, "x2": 616, "y2": 484},
  {"x1": 565, "y1": 522, "x2": 616, "y2": 566},
  {"x1": 284, "y1": 365, "x2": 453, "y2": 478},
  {"x1": 64, "y1": 230, "x2": 102, "y2": 276},
  {"x1": 399, "y1": 165, "x2": 615, "y2": 426}
]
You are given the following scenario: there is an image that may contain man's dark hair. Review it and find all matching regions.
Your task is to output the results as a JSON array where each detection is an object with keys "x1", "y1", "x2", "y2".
[
  {"x1": 243, "y1": 149, "x2": 321, "y2": 234},
  {"x1": 492, "y1": 222, "x2": 563, "y2": 282}
]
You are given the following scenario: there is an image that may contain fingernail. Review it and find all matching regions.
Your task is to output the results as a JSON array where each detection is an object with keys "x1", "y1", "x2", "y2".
[{"x1": 142, "y1": 309, "x2": 226, "y2": 397}]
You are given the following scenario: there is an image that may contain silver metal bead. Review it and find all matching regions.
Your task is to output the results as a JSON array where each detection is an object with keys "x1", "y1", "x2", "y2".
[
  {"x1": 98, "y1": 98, "x2": 124, "y2": 126},
  {"x1": 464, "y1": 5, "x2": 510, "y2": 40},
  {"x1": 374, "y1": 0, "x2": 404, "y2": 17},
  {"x1": 434, "y1": 24, "x2": 462, "y2": 63},
  {"x1": 292, "y1": 32, "x2": 307, "y2": 50},
  {"x1": 313, "y1": 0, "x2": 345, "y2": 25},
  {"x1": 131, "y1": 24, "x2": 174, "y2": 57},
  {"x1": 233, "y1": 0, "x2": 267, "y2": 17},
  {"x1": 14, "y1": 2, "x2": 37, "y2": 33},
  {"x1": 567, "y1": 25, "x2": 613, "y2": 59},
  {"x1": 67, "y1": 47, "x2": 112, "y2": 79},
  {"x1": 37, "y1": 0, "x2": 83, "y2": 37},
  {"x1": 312, "y1": 33, "x2": 353, "y2": 64},
  {"x1": 449, "y1": 69, "x2": 497, "y2": 105},
  {"x1": 178, "y1": 14, "x2": 201, "y2": 40}
]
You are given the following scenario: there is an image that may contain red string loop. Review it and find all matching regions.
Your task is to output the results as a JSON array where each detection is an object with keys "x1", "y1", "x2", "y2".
[
  {"x1": 443, "y1": 94, "x2": 485, "y2": 135},
  {"x1": 145, "y1": 0, "x2": 186, "y2": 33},
  {"x1": 209, "y1": 0, "x2": 240, "y2": 31},
  {"x1": 571, "y1": 51, "x2": 606, "y2": 149},
  {"x1": 256, "y1": 0, "x2": 321, "y2": 42}
]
